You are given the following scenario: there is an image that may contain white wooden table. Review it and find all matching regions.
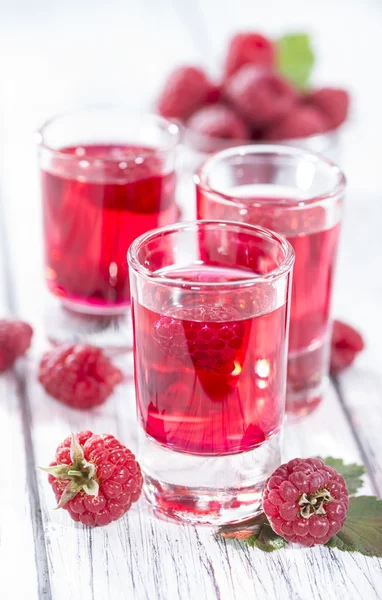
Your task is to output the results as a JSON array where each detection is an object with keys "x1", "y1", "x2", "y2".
[{"x1": 0, "y1": 1, "x2": 382, "y2": 598}]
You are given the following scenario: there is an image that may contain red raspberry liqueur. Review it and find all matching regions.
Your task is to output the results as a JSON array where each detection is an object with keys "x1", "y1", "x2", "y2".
[
  {"x1": 134, "y1": 266, "x2": 288, "y2": 456},
  {"x1": 42, "y1": 144, "x2": 176, "y2": 311}
]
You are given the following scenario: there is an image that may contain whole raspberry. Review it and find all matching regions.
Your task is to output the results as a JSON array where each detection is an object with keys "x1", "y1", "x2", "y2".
[
  {"x1": 157, "y1": 66, "x2": 213, "y2": 120},
  {"x1": 224, "y1": 66, "x2": 297, "y2": 126},
  {"x1": 0, "y1": 319, "x2": 33, "y2": 372},
  {"x1": 187, "y1": 104, "x2": 249, "y2": 142},
  {"x1": 153, "y1": 303, "x2": 245, "y2": 374},
  {"x1": 224, "y1": 32, "x2": 275, "y2": 77},
  {"x1": 263, "y1": 105, "x2": 330, "y2": 141},
  {"x1": 39, "y1": 344, "x2": 123, "y2": 409},
  {"x1": 330, "y1": 320, "x2": 364, "y2": 375},
  {"x1": 263, "y1": 457, "x2": 349, "y2": 547},
  {"x1": 43, "y1": 431, "x2": 142, "y2": 526},
  {"x1": 307, "y1": 87, "x2": 350, "y2": 129}
]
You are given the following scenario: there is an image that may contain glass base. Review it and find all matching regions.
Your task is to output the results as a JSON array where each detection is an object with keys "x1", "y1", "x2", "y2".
[
  {"x1": 286, "y1": 389, "x2": 323, "y2": 422},
  {"x1": 286, "y1": 335, "x2": 330, "y2": 420},
  {"x1": 140, "y1": 430, "x2": 282, "y2": 526},
  {"x1": 43, "y1": 295, "x2": 133, "y2": 353}
]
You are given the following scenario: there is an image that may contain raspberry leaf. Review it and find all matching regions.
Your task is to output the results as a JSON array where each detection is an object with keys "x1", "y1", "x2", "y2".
[
  {"x1": 247, "y1": 519, "x2": 286, "y2": 552},
  {"x1": 326, "y1": 496, "x2": 382, "y2": 557},
  {"x1": 319, "y1": 457, "x2": 366, "y2": 495},
  {"x1": 219, "y1": 513, "x2": 285, "y2": 552},
  {"x1": 277, "y1": 33, "x2": 314, "y2": 88}
]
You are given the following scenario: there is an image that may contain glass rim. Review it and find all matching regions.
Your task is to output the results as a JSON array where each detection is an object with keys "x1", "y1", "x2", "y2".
[
  {"x1": 35, "y1": 106, "x2": 180, "y2": 162},
  {"x1": 128, "y1": 219, "x2": 295, "y2": 289},
  {"x1": 195, "y1": 144, "x2": 346, "y2": 209}
]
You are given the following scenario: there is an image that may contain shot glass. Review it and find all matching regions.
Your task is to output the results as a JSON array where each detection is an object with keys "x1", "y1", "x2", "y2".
[
  {"x1": 196, "y1": 145, "x2": 345, "y2": 418},
  {"x1": 128, "y1": 220, "x2": 294, "y2": 525},
  {"x1": 37, "y1": 107, "x2": 180, "y2": 349}
]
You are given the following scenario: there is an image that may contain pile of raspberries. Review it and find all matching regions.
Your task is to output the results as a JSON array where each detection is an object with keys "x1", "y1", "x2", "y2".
[{"x1": 156, "y1": 32, "x2": 349, "y2": 144}]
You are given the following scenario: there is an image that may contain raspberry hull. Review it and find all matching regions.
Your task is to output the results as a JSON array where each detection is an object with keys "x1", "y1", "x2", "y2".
[
  {"x1": 263, "y1": 457, "x2": 349, "y2": 546},
  {"x1": 45, "y1": 431, "x2": 142, "y2": 526}
]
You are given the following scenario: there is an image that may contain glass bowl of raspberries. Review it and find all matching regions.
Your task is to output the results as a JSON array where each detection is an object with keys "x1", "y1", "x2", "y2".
[{"x1": 155, "y1": 32, "x2": 350, "y2": 196}]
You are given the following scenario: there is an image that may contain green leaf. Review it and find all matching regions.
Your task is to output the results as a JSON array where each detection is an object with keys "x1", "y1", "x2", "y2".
[
  {"x1": 326, "y1": 496, "x2": 382, "y2": 557},
  {"x1": 319, "y1": 457, "x2": 366, "y2": 495},
  {"x1": 247, "y1": 520, "x2": 286, "y2": 552},
  {"x1": 277, "y1": 33, "x2": 314, "y2": 88},
  {"x1": 219, "y1": 513, "x2": 285, "y2": 552}
]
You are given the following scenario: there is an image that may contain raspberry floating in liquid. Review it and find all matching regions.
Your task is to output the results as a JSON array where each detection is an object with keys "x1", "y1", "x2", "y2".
[
  {"x1": 263, "y1": 457, "x2": 349, "y2": 547},
  {"x1": 0, "y1": 319, "x2": 33, "y2": 372},
  {"x1": 43, "y1": 431, "x2": 142, "y2": 526},
  {"x1": 153, "y1": 303, "x2": 245, "y2": 374},
  {"x1": 38, "y1": 343, "x2": 123, "y2": 409}
]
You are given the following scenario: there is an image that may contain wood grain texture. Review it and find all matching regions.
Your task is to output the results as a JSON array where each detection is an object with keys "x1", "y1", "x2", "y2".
[
  {"x1": 0, "y1": 195, "x2": 47, "y2": 599},
  {"x1": 333, "y1": 191, "x2": 382, "y2": 497},
  {"x1": 20, "y1": 367, "x2": 382, "y2": 600},
  {"x1": 0, "y1": 1, "x2": 382, "y2": 599}
]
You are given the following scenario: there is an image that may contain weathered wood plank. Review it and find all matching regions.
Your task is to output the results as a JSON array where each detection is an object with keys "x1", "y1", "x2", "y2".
[
  {"x1": 333, "y1": 191, "x2": 382, "y2": 497},
  {"x1": 26, "y1": 367, "x2": 382, "y2": 600},
  {"x1": 0, "y1": 195, "x2": 47, "y2": 599}
]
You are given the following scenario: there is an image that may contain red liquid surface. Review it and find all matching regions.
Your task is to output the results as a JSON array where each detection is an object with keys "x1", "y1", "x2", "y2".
[
  {"x1": 134, "y1": 265, "x2": 288, "y2": 455},
  {"x1": 197, "y1": 188, "x2": 341, "y2": 413},
  {"x1": 42, "y1": 144, "x2": 176, "y2": 309}
]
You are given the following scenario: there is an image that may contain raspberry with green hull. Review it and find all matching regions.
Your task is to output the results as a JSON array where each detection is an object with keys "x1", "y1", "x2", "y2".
[
  {"x1": 263, "y1": 457, "x2": 349, "y2": 546},
  {"x1": 43, "y1": 431, "x2": 142, "y2": 526}
]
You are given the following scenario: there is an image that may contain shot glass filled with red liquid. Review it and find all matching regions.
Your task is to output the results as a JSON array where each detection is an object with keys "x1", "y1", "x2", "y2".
[
  {"x1": 196, "y1": 145, "x2": 345, "y2": 418},
  {"x1": 128, "y1": 220, "x2": 294, "y2": 524},
  {"x1": 37, "y1": 108, "x2": 179, "y2": 347}
]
